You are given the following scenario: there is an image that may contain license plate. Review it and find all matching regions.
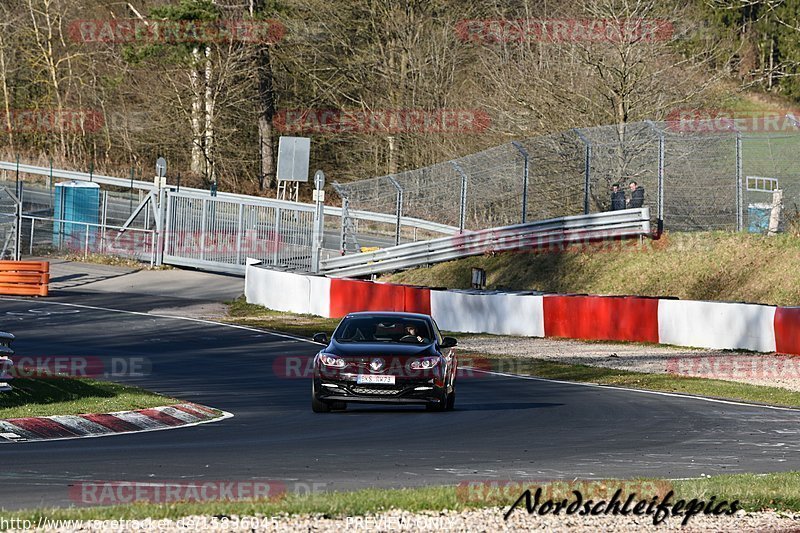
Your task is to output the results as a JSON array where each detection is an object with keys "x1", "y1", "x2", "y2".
[{"x1": 357, "y1": 374, "x2": 395, "y2": 385}]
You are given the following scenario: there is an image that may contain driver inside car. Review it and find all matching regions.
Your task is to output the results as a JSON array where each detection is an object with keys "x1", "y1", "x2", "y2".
[{"x1": 400, "y1": 324, "x2": 428, "y2": 343}]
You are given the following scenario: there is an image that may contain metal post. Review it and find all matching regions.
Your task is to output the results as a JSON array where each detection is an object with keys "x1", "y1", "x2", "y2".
[
  {"x1": 15, "y1": 200, "x2": 21, "y2": 261},
  {"x1": 152, "y1": 186, "x2": 167, "y2": 266},
  {"x1": 101, "y1": 191, "x2": 108, "y2": 254},
  {"x1": 451, "y1": 162, "x2": 468, "y2": 231},
  {"x1": 84, "y1": 222, "x2": 90, "y2": 258},
  {"x1": 311, "y1": 170, "x2": 326, "y2": 273},
  {"x1": 645, "y1": 121, "x2": 665, "y2": 224},
  {"x1": 235, "y1": 202, "x2": 244, "y2": 265},
  {"x1": 658, "y1": 133, "x2": 664, "y2": 222},
  {"x1": 511, "y1": 141, "x2": 529, "y2": 223},
  {"x1": 129, "y1": 167, "x2": 134, "y2": 215},
  {"x1": 200, "y1": 198, "x2": 207, "y2": 261},
  {"x1": 736, "y1": 131, "x2": 743, "y2": 231},
  {"x1": 573, "y1": 129, "x2": 592, "y2": 215},
  {"x1": 29, "y1": 217, "x2": 34, "y2": 256},
  {"x1": 387, "y1": 176, "x2": 403, "y2": 245},
  {"x1": 162, "y1": 190, "x2": 172, "y2": 263},
  {"x1": 273, "y1": 207, "x2": 281, "y2": 265}
]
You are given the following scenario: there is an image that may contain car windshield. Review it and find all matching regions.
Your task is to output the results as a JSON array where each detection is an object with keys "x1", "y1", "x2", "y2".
[{"x1": 333, "y1": 316, "x2": 432, "y2": 344}]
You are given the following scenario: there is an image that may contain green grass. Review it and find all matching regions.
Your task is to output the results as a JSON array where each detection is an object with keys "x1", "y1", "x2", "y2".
[
  {"x1": 473, "y1": 353, "x2": 800, "y2": 408},
  {"x1": 4, "y1": 472, "x2": 800, "y2": 523},
  {"x1": 224, "y1": 297, "x2": 341, "y2": 338},
  {"x1": 0, "y1": 377, "x2": 178, "y2": 419},
  {"x1": 382, "y1": 231, "x2": 800, "y2": 306}
]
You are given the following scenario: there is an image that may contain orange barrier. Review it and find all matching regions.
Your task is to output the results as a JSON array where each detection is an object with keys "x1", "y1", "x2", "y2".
[{"x1": 0, "y1": 261, "x2": 49, "y2": 296}]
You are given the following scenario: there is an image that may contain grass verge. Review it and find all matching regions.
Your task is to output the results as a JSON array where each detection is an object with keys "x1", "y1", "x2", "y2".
[
  {"x1": 472, "y1": 353, "x2": 800, "y2": 408},
  {"x1": 0, "y1": 377, "x2": 179, "y2": 419},
  {"x1": 224, "y1": 297, "x2": 340, "y2": 338},
  {"x1": 3, "y1": 472, "x2": 800, "y2": 522},
  {"x1": 382, "y1": 231, "x2": 800, "y2": 307}
]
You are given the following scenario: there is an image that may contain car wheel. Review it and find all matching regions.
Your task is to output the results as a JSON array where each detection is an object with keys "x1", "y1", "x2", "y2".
[
  {"x1": 445, "y1": 388, "x2": 456, "y2": 411},
  {"x1": 311, "y1": 383, "x2": 331, "y2": 413},
  {"x1": 426, "y1": 391, "x2": 448, "y2": 412}
]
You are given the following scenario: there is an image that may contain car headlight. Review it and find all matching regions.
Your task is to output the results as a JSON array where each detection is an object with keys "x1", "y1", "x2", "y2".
[
  {"x1": 409, "y1": 357, "x2": 439, "y2": 370},
  {"x1": 319, "y1": 354, "x2": 346, "y2": 368}
]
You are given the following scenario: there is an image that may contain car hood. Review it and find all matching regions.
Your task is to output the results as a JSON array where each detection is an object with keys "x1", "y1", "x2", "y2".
[{"x1": 326, "y1": 340, "x2": 436, "y2": 357}]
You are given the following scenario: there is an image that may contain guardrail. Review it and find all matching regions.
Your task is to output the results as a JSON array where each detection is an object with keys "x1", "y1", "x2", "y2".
[
  {"x1": 0, "y1": 261, "x2": 49, "y2": 296},
  {"x1": 320, "y1": 208, "x2": 651, "y2": 278},
  {"x1": 0, "y1": 332, "x2": 14, "y2": 392}
]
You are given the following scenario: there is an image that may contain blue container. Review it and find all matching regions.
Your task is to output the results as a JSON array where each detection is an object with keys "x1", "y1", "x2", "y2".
[
  {"x1": 747, "y1": 203, "x2": 771, "y2": 234},
  {"x1": 53, "y1": 181, "x2": 100, "y2": 248}
]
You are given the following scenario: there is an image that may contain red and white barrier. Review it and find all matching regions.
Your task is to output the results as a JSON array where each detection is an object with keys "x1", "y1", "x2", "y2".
[
  {"x1": 244, "y1": 264, "x2": 800, "y2": 356},
  {"x1": 658, "y1": 300, "x2": 777, "y2": 352},
  {"x1": 431, "y1": 291, "x2": 544, "y2": 337}
]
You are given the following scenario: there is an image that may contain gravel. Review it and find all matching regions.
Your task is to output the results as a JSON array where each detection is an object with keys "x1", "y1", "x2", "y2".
[
  {"x1": 31, "y1": 508, "x2": 800, "y2": 532},
  {"x1": 460, "y1": 335, "x2": 800, "y2": 392}
]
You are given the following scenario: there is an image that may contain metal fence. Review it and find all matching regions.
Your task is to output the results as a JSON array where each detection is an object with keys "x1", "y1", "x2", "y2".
[
  {"x1": 164, "y1": 189, "x2": 319, "y2": 273},
  {"x1": 334, "y1": 118, "x2": 800, "y2": 247},
  {"x1": 0, "y1": 159, "x2": 462, "y2": 273},
  {"x1": 0, "y1": 187, "x2": 20, "y2": 260}
]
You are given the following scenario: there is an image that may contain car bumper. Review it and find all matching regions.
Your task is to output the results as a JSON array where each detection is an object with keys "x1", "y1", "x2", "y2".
[{"x1": 314, "y1": 375, "x2": 445, "y2": 404}]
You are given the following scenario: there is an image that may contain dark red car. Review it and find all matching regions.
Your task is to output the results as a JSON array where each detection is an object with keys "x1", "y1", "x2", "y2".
[{"x1": 311, "y1": 312, "x2": 458, "y2": 412}]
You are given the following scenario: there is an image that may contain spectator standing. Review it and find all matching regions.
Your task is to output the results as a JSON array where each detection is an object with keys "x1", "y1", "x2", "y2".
[
  {"x1": 610, "y1": 183, "x2": 626, "y2": 210},
  {"x1": 628, "y1": 181, "x2": 645, "y2": 208}
]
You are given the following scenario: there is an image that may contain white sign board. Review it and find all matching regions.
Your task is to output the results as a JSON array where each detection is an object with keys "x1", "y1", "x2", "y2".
[{"x1": 277, "y1": 136, "x2": 310, "y2": 182}]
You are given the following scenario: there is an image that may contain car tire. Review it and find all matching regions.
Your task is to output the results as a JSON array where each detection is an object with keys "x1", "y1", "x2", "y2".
[
  {"x1": 445, "y1": 388, "x2": 455, "y2": 411},
  {"x1": 426, "y1": 392, "x2": 448, "y2": 412},
  {"x1": 312, "y1": 383, "x2": 331, "y2": 413}
]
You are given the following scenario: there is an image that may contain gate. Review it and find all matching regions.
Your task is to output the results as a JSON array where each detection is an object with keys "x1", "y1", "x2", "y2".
[
  {"x1": 0, "y1": 187, "x2": 20, "y2": 260},
  {"x1": 162, "y1": 189, "x2": 317, "y2": 274}
]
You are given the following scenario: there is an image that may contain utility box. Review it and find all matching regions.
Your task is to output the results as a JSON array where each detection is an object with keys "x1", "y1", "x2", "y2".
[
  {"x1": 53, "y1": 181, "x2": 100, "y2": 248},
  {"x1": 747, "y1": 202, "x2": 771, "y2": 234}
]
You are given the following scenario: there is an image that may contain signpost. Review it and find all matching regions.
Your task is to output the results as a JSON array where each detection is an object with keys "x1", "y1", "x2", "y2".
[{"x1": 276, "y1": 136, "x2": 310, "y2": 202}]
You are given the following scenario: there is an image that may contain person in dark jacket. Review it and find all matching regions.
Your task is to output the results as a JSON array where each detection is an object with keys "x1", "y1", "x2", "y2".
[
  {"x1": 628, "y1": 181, "x2": 645, "y2": 208},
  {"x1": 610, "y1": 183, "x2": 626, "y2": 210}
]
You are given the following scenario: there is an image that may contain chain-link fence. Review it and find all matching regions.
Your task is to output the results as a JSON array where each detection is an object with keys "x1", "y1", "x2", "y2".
[{"x1": 334, "y1": 119, "x2": 800, "y2": 248}]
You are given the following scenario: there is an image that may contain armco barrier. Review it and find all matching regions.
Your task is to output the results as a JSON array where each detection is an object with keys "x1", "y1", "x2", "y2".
[
  {"x1": 244, "y1": 263, "x2": 800, "y2": 356},
  {"x1": 543, "y1": 295, "x2": 660, "y2": 343},
  {"x1": 0, "y1": 261, "x2": 49, "y2": 296}
]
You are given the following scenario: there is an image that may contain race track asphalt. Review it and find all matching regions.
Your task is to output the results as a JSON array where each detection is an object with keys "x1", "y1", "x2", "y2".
[{"x1": 2, "y1": 289, "x2": 800, "y2": 510}]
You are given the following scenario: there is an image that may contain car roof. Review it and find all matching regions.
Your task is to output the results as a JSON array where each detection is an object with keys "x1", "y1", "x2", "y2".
[{"x1": 343, "y1": 311, "x2": 432, "y2": 320}]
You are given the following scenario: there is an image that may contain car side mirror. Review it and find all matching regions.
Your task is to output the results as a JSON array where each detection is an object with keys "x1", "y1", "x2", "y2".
[
  {"x1": 441, "y1": 336, "x2": 457, "y2": 348},
  {"x1": 313, "y1": 332, "x2": 328, "y2": 344}
]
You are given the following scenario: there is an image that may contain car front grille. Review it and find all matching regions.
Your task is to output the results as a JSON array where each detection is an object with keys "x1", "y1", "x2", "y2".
[{"x1": 351, "y1": 386, "x2": 402, "y2": 395}]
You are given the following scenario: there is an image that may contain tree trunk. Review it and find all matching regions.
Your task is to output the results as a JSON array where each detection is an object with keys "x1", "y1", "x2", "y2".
[
  {"x1": 204, "y1": 45, "x2": 215, "y2": 185},
  {"x1": 190, "y1": 46, "x2": 204, "y2": 175},
  {"x1": 0, "y1": 31, "x2": 14, "y2": 153},
  {"x1": 257, "y1": 45, "x2": 276, "y2": 189}
]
